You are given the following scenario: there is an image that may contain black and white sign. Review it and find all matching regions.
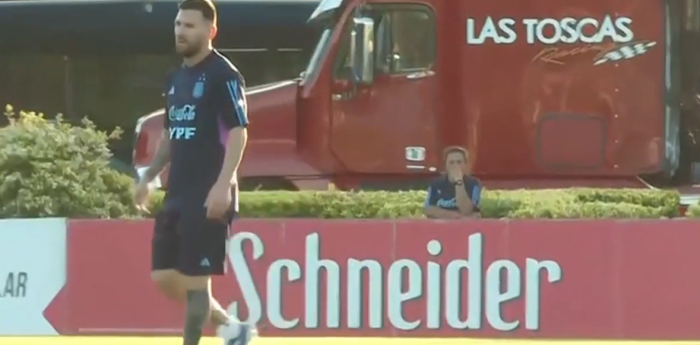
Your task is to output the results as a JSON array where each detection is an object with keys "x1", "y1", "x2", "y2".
[{"x1": 593, "y1": 41, "x2": 658, "y2": 65}]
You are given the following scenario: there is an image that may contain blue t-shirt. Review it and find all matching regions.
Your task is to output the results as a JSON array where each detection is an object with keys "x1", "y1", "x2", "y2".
[
  {"x1": 163, "y1": 50, "x2": 248, "y2": 211},
  {"x1": 425, "y1": 176, "x2": 482, "y2": 212}
]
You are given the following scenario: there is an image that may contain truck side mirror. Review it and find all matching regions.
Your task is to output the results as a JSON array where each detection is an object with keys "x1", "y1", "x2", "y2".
[{"x1": 350, "y1": 17, "x2": 374, "y2": 85}]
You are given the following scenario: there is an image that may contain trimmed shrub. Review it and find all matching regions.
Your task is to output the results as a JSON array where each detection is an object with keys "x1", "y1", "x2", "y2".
[
  {"x1": 0, "y1": 105, "x2": 680, "y2": 220},
  {"x1": 687, "y1": 203, "x2": 700, "y2": 218},
  {"x1": 146, "y1": 188, "x2": 680, "y2": 219},
  {"x1": 0, "y1": 106, "x2": 139, "y2": 218}
]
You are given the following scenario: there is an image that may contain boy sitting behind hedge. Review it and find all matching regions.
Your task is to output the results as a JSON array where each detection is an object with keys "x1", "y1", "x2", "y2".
[{"x1": 424, "y1": 146, "x2": 482, "y2": 219}]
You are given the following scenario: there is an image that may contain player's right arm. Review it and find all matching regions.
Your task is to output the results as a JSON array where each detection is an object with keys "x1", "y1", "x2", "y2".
[
  {"x1": 141, "y1": 131, "x2": 170, "y2": 184},
  {"x1": 134, "y1": 74, "x2": 174, "y2": 209},
  {"x1": 141, "y1": 72, "x2": 174, "y2": 185},
  {"x1": 134, "y1": 128, "x2": 170, "y2": 209}
]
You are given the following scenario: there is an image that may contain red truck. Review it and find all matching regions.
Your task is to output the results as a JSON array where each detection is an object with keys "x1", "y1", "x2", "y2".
[{"x1": 133, "y1": 0, "x2": 700, "y2": 199}]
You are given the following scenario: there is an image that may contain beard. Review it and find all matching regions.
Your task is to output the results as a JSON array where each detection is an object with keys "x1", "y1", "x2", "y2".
[{"x1": 175, "y1": 40, "x2": 204, "y2": 58}]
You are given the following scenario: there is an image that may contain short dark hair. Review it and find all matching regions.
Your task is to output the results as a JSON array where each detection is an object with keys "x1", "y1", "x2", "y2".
[
  {"x1": 178, "y1": 0, "x2": 217, "y2": 24},
  {"x1": 443, "y1": 146, "x2": 468, "y2": 162}
]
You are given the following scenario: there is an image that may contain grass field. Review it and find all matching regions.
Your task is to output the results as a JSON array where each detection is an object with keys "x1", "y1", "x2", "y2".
[{"x1": 4, "y1": 338, "x2": 700, "y2": 345}]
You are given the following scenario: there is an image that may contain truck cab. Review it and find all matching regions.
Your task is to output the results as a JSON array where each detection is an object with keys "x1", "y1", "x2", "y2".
[{"x1": 136, "y1": 0, "x2": 700, "y2": 192}]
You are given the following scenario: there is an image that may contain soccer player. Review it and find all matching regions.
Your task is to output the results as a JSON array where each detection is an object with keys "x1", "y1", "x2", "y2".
[{"x1": 133, "y1": 1, "x2": 252, "y2": 344}]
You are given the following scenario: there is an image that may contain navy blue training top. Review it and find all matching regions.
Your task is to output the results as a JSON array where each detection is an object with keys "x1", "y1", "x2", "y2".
[
  {"x1": 425, "y1": 176, "x2": 482, "y2": 212},
  {"x1": 164, "y1": 50, "x2": 248, "y2": 211}
]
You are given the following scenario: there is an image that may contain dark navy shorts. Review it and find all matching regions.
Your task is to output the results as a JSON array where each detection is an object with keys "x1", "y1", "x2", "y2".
[{"x1": 151, "y1": 205, "x2": 233, "y2": 276}]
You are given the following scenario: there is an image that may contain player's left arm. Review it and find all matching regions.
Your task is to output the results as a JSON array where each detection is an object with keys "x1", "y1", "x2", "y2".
[{"x1": 214, "y1": 71, "x2": 249, "y2": 186}]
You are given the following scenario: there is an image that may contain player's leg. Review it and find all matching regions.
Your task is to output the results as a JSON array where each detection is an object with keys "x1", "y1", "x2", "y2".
[
  {"x1": 151, "y1": 210, "x2": 183, "y2": 301},
  {"x1": 211, "y1": 216, "x2": 256, "y2": 344},
  {"x1": 151, "y1": 269, "x2": 183, "y2": 300},
  {"x1": 152, "y1": 270, "x2": 229, "y2": 325},
  {"x1": 152, "y1": 208, "x2": 229, "y2": 325},
  {"x1": 179, "y1": 274, "x2": 213, "y2": 345},
  {"x1": 208, "y1": 280, "x2": 235, "y2": 326},
  {"x1": 178, "y1": 211, "x2": 239, "y2": 345}
]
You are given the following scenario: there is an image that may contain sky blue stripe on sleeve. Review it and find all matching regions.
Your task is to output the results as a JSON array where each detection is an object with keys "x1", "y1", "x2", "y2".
[
  {"x1": 472, "y1": 185, "x2": 481, "y2": 207},
  {"x1": 226, "y1": 80, "x2": 248, "y2": 126},
  {"x1": 424, "y1": 187, "x2": 432, "y2": 207}
]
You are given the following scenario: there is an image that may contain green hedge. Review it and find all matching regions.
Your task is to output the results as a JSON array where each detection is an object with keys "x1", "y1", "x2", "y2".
[
  {"x1": 687, "y1": 203, "x2": 700, "y2": 218},
  {"x1": 146, "y1": 188, "x2": 681, "y2": 219},
  {"x1": 0, "y1": 107, "x2": 139, "y2": 218},
  {"x1": 0, "y1": 105, "x2": 689, "y2": 219}
]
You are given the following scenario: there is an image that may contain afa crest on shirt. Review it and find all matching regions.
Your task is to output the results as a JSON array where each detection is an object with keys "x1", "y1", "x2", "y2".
[{"x1": 192, "y1": 81, "x2": 205, "y2": 99}]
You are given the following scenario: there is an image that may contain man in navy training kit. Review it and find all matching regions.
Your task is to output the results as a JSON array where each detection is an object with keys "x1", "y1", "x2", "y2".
[
  {"x1": 133, "y1": 0, "x2": 253, "y2": 344},
  {"x1": 424, "y1": 146, "x2": 482, "y2": 219}
]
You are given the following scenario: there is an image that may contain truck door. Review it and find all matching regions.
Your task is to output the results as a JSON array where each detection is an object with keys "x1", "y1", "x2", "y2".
[{"x1": 329, "y1": 5, "x2": 439, "y2": 174}]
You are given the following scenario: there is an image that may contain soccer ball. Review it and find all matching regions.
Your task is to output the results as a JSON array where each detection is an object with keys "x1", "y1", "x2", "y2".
[{"x1": 217, "y1": 322, "x2": 257, "y2": 345}]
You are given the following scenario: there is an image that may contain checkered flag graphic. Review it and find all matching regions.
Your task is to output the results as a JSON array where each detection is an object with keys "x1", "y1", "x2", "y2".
[{"x1": 593, "y1": 41, "x2": 657, "y2": 65}]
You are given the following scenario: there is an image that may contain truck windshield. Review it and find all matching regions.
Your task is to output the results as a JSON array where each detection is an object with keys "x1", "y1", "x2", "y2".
[
  {"x1": 301, "y1": 0, "x2": 343, "y2": 83},
  {"x1": 301, "y1": 28, "x2": 332, "y2": 83},
  {"x1": 307, "y1": 0, "x2": 343, "y2": 23}
]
